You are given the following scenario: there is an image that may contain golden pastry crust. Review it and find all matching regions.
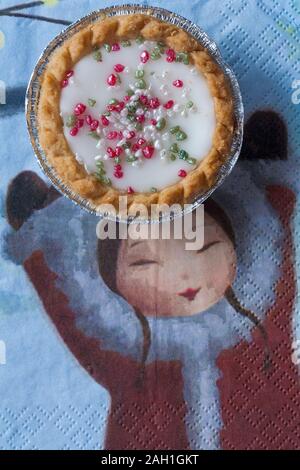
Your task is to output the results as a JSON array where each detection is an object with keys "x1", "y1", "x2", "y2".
[{"x1": 38, "y1": 13, "x2": 234, "y2": 211}]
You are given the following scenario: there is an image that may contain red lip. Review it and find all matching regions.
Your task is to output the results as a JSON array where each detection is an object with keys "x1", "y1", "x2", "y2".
[{"x1": 178, "y1": 287, "x2": 201, "y2": 301}]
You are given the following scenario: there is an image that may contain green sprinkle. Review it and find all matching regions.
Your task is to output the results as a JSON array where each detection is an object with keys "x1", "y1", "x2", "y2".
[
  {"x1": 135, "y1": 122, "x2": 143, "y2": 131},
  {"x1": 104, "y1": 43, "x2": 111, "y2": 52},
  {"x1": 127, "y1": 115, "x2": 136, "y2": 123},
  {"x1": 150, "y1": 49, "x2": 161, "y2": 60},
  {"x1": 170, "y1": 143, "x2": 179, "y2": 153},
  {"x1": 126, "y1": 104, "x2": 137, "y2": 113},
  {"x1": 116, "y1": 73, "x2": 121, "y2": 84},
  {"x1": 170, "y1": 125, "x2": 180, "y2": 135},
  {"x1": 65, "y1": 115, "x2": 77, "y2": 128},
  {"x1": 179, "y1": 149, "x2": 189, "y2": 160},
  {"x1": 103, "y1": 111, "x2": 111, "y2": 117},
  {"x1": 122, "y1": 142, "x2": 131, "y2": 149},
  {"x1": 186, "y1": 100, "x2": 193, "y2": 109},
  {"x1": 176, "y1": 130, "x2": 187, "y2": 141},
  {"x1": 136, "y1": 35, "x2": 144, "y2": 44},
  {"x1": 156, "y1": 41, "x2": 166, "y2": 52},
  {"x1": 135, "y1": 69, "x2": 145, "y2": 78},
  {"x1": 126, "y1": 89, "x2": 134, "y2": 97},
  {"x1": 109, "y1": 98, "x2": 119, "y2": 105},
  {"x1": 121, "y1": 40, "x2": 131, "y2": 47},
  {"x1": 150, "y1": 187, "x2": 157, "y2": 193},
  {"x1": 182, "y1": 53, "x2": 190, "y2": 65},
  {"x1": 169, "y1": 153, "x2": 177, "y2": 161},
  {"x1": 96, "y1": 160, "x2": 104, "y2": 168},
  {"x1": 114, "y1": 156, "x2": 121, "y2": 164},
  {"x1": 88, "y1": 131, "x2": 99, "y2": 139},
  {"x1": 135, "y1": 78, "x2": 146, "y2": 89},
  {"x1": 96, "y1": 168, "x2": 105, "y2": 176},
  {"x1": 187, "y1": 157, "x2": 197, "y2": 165},
  {"x1": 93, "y1": 49, "x2": 102, "y2": 62},
  {"x1": 156, "y1": 118, "x2": 166, "y2": 131},
  {"x1": 88, "y1": 98, "x2": 96, "y2": 107},
  {"x1": 176, "y1": 52, "x2": 189, "y2": 64},
  {"x1": 101, "y1": 175, "x2": 112, "y2": 186},
  {"x1": 126, "y1": 155, "x2": 137, "y2": 163}
]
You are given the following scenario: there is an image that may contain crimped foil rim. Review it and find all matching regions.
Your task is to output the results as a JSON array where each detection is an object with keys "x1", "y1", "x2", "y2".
[{"x1": 25, "y1": 4, "x2": 244, "y2": 224}]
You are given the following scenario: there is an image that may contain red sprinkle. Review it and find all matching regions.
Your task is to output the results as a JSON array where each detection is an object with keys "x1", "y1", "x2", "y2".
[
  {"x1": 86, "y1": 115, "x2": 93, "y2": 125},
  {"x1": 150, "y1": 119, "x2": 157, "y2": 126},
  {"x1": 164, "y1": 100, "x2": 174, "y2": 109},
  {"x1": 107, "y1": 74, "x2": 117, "y2": 86},
  {"x1": 127, "y1": 186, "x2": 135, "y2": 194},
  {"x1": 107, "y1": 147, "x2": 116, "y2": 158},
  {"x1": 126, "y1": 131, "x2": 136, "y2": 140},
  {"x1": 114, "y1": 63, "x2": 125, "y2": 72},
  {"x1": 112, "y1": 43, "x2": 120, "y2": 51},
  {"x1": 76, "y1": 118, "x2": 84, "y2": 128},
  {"x1": 107, "y1": 104, "x2": 117, "y2": 112},
  {"x1": 123, "y1": 95, "x2": 131, "y2": 102},
  {"x1": 115, "y1": 146, "x2": 123, "y2": 156},
  {"x1": 70, "y1": 127, "x2": 78, "y2": 136},
  {"x1": 136, "y1": 114, "x2": 145, "y2": 123},
  {"x1": 132, "y1": 143, "x2": 140, "y2": 152},
  {"x1": 90, "y1": 120, "x2": 99, "y2": 131},
  {"x1": 140, "y1": 50, "x2": 150, "y2": 63},
  {"x1": 114, "y1": 164, "x2": 122, "y2": 171},
  {"x1": 139, "y1": 95, "x2": 148, "y2": 106},
  {"x1": 114, "y1": 170, "x2": 123, "y2": 179},
  {"x1": 107, "y1": 131, "x2": 118, "y2": 140},
  {"x1": 142, "y1": 145, "x2": 155, "y2": 159},
  {"x1": 173, "y1": 79, "x2": 183, "y2": 88},
  {"x1": 101, "y1": 115, "x2": 110, "y2": 126},
  {"x1": 149, "y1": 97, "x2": 160, "y2": 109},
  {"x1": 61, "y1": 78, "x2": 69, "y2": 88},
  {"x1": 137, "y1": 138, "x2": 146, "y2": 147},
  {"x1": 115, "y1": 102, "x2": 125, "y2": 112},
  {"x1": 166, "y1": 48, "x2": 176, "y2": 62},
  {"x1": 65, "y1": 70, "x2": 74, "y2": 78},
  {"x1": 178, "y1": 169, "x2": 187, "y2": 177},
  {"x1": 74, "y1": 103, "x2": 86, "y2": 116}
]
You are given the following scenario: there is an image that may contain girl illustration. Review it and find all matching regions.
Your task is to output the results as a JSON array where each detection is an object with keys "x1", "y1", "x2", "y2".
[{"x1": 5, "y1": 142, "x2": 298, "y2": 449}]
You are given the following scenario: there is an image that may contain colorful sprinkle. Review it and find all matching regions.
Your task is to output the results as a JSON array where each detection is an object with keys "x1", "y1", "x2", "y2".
[
  {"x1": 93, "y1": 49, "x2": 102, "y2": 62},
  {"x1": 104, "y1": 44, "x2": 111, "y2": 52},
  {"x1": 107, "y1": 74, "x2": 117, "y2": 86},
  {"x1": 173, "y1": 79, "x2": 183, "y2": 88},
  {"x1": 142, "y1": 145, "x2": 155, "y2": 159},
  {"x1": 74, "y1": 103, "x2": 86, "y2": 115},
  {"x1": 88, "y1": 98, "x2": 96, "y2": 107},
  {"x1": 140, "y1": 50, "x2": 150, "y2": 63},
  {"x1": 65, "y1": 115, "x2": 77, "y2": 128},
  {"x1": 111, "y1": 43, "x2": 120, "y2": 51},
  {"x1": 114, "y1": 63, "x2": 125, "y2": 73},
  {"x1": 70, "y1": 127, "x2": 78, "y2": 136},
  {"x1": 164, "y1": 100, "x2": 174, "y2": 109}
]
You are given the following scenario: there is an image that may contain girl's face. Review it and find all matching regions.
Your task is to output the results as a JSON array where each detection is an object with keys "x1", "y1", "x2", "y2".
[{"x1": 116, "y1": 213, "x2": 237, "y2": 317}]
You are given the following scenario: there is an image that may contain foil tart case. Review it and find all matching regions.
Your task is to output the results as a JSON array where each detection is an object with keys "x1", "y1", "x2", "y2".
[{"x1": 25, "y1": 4, "x2": 244, "y2": 224}]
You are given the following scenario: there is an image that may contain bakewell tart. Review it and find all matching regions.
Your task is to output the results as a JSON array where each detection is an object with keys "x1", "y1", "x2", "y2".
[{"x1": 37, "y1": 13, "x2": 235, "y2": 211}]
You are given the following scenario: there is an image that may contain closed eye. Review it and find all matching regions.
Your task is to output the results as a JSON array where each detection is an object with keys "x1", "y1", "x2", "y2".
[
  {"x1": 197, "y1": 240, "x2": 221, "y2": 253},
  {"x1": 129, "y1": 260, "x2": 158, "y2": 267}
]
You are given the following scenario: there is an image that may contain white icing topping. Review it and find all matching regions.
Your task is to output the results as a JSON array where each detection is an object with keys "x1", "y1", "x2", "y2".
[{"x1": 60, "y1": 41, "x2": 216, "y2": 192}]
